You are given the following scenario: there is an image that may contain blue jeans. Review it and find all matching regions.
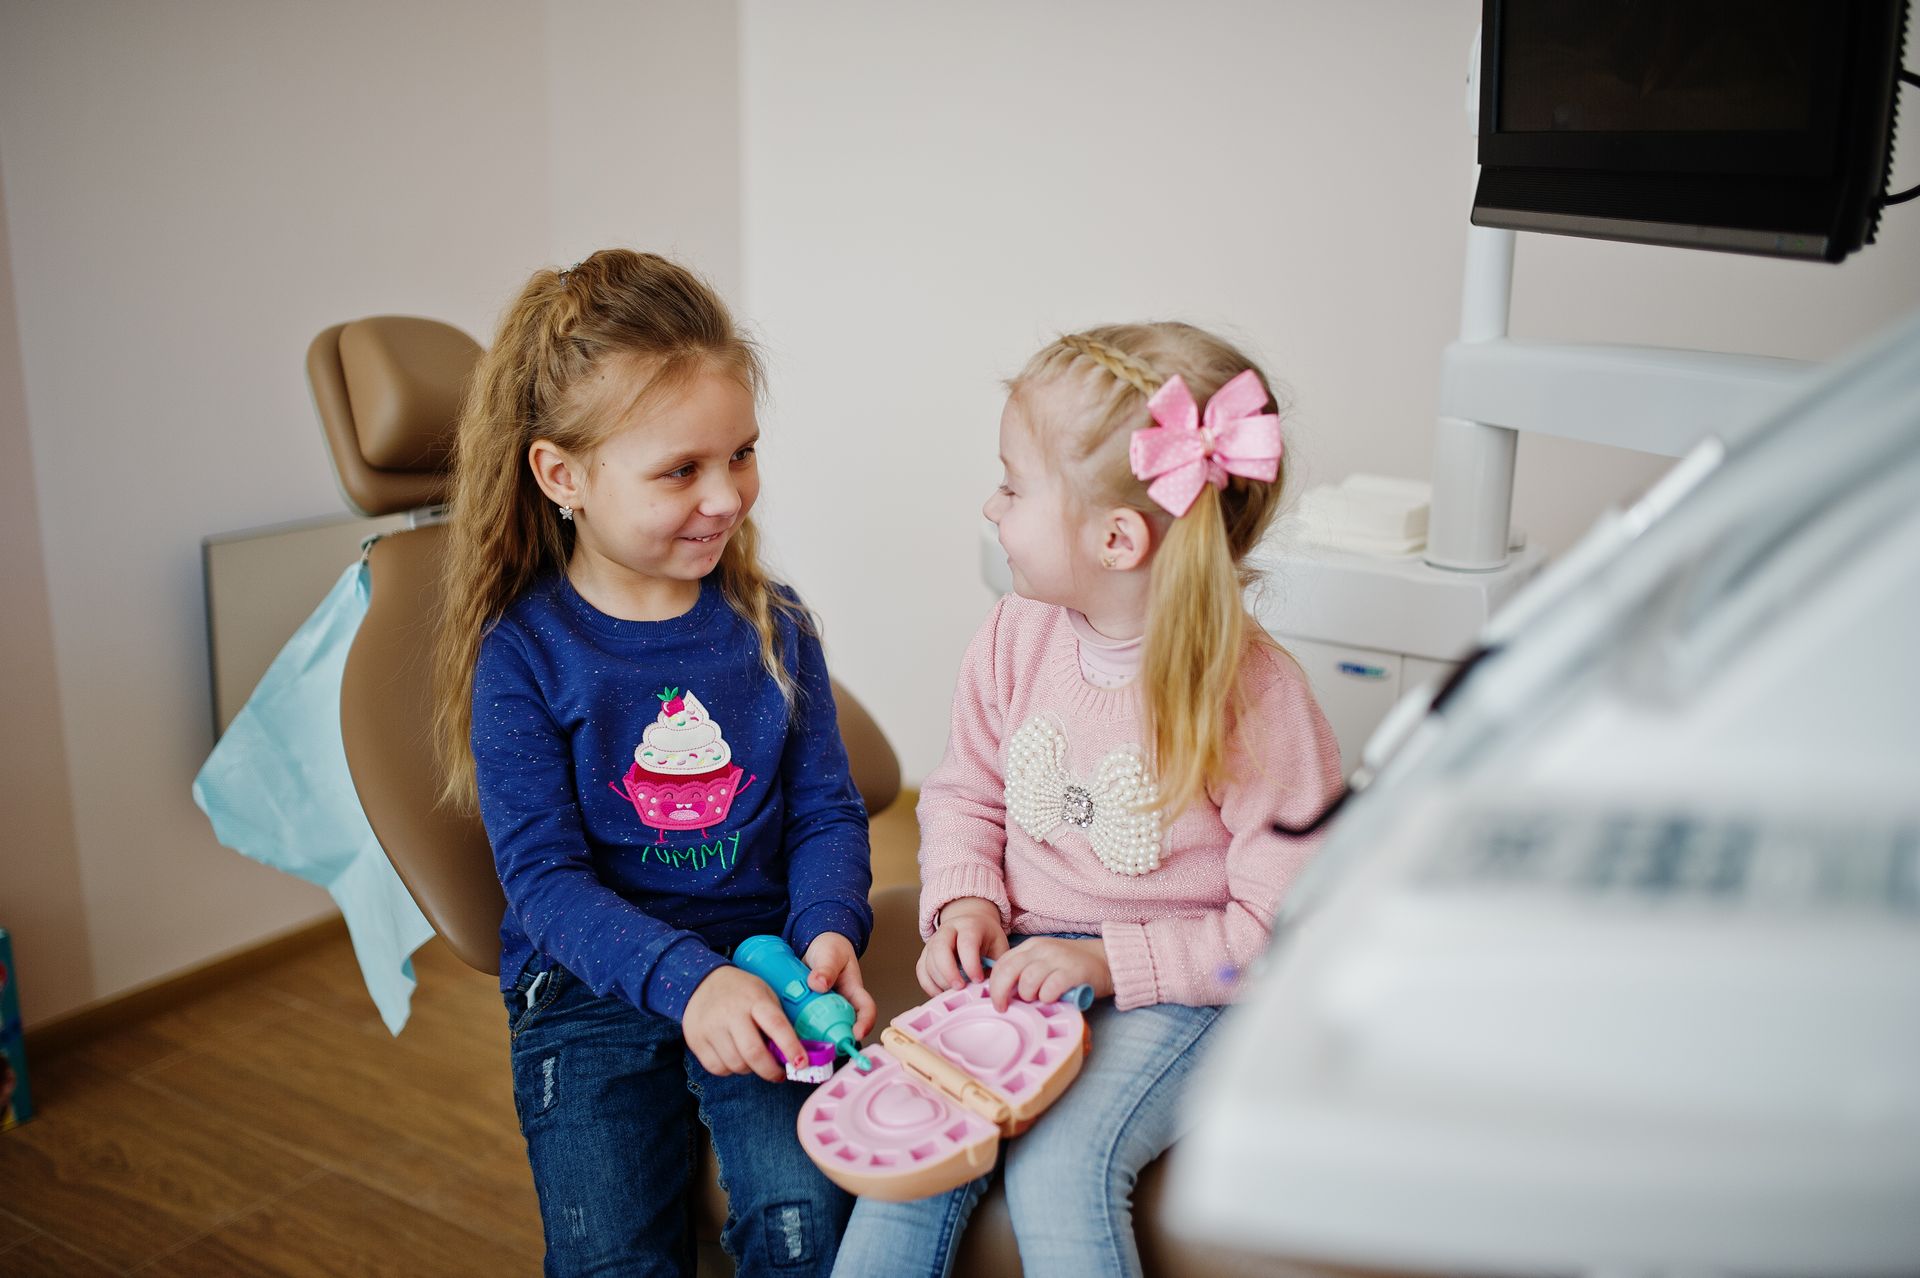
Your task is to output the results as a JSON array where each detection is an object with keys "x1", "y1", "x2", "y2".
[
  {"x1": 828, "y1": 990, "x2": 1224, "y2": 1278},
  {"x1": 506, "y1": 959, "x2": 853, "y2": 1277}
]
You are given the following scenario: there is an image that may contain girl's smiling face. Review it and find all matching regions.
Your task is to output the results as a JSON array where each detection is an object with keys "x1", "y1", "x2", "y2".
[
  {"x1": 533, "y1": 362, "x2": 760, "y2": 618},
  {"x1": 983, "y1": 381, "x2": 1100, "y2": 609}
]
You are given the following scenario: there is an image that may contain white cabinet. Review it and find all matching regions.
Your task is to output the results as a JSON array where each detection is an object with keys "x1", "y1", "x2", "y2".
[
  {"x1": 1279, "y1": 637, "x2": 1410, "y2": 778},
  {"x1": 1251, "y1": 542, "x2": 1542, "y2": 778}
]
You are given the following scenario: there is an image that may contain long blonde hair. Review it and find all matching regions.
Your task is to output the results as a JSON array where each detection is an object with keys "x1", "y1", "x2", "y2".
[
  {"x1": 431, "y1": 249, "x2": 805, "y2": 811},
  {"x1": 1010, "y1": 322, "x2": 1288, "y2": 819}
]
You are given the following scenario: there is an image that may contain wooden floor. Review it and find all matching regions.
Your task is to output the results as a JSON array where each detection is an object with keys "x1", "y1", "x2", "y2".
[{"x1": 0, "y1": 795, "x2": 923, "y2": 1276}]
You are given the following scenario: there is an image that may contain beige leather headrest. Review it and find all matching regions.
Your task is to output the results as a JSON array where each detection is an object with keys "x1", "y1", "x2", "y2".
[{"x1": 308, "y1": 316, "x2": 481, "y2": 517}]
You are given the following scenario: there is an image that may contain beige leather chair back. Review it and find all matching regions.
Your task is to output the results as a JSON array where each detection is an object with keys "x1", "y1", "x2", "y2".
[{"x1": 309, "y1": 317, "x2": 900, "y2": 976}]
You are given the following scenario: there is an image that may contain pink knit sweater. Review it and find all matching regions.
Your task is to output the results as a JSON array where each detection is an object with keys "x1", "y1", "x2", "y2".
[{"x1": 916, "y1": 595, "x2": 1344, "y2": 1009}]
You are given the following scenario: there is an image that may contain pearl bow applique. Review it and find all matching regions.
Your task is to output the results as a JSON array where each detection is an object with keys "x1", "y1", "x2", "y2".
[{"x1": 1004, "y1": 716, "x2": 1162, "y2": 876}]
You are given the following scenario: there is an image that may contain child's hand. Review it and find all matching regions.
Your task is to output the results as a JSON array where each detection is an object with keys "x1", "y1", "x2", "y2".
[
  {"x1": 683, "y1": 966, "x2": 808, "y2": 1083},
  {"x1": 803, "y1": 932, "x2": 878, "y2": 1039},
  {"x1": 917, "y1": 897, "x2": 1009, "y2": 996},
  {"x1": 986, "y1": 937, "x2": 1112, "y2": 1012}
]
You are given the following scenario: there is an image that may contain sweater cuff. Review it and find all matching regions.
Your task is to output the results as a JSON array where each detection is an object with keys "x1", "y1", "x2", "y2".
[
  {"x1": 1101, "y1": 921, "x2": 1159, "y2": 1010},
  {"x1": 918, "y1": 865, "x2": 1013, "y2": 939},
  {"x1": 643, "y1": 936, "x2": 729, "y2": 1021},
  {"x1": 786, "y1": 900, "x2": 871, "y2": 958}
]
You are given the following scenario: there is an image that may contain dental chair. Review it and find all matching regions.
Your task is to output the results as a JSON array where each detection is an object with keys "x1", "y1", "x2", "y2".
[{"x1": 308, "y1": 315, "x2": 1268, "y2": 1277}]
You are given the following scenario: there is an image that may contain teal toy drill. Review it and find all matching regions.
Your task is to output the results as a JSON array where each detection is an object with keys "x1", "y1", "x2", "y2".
[{"x1": 732, "y1": 935, "x2": 874, "y2": 1072}]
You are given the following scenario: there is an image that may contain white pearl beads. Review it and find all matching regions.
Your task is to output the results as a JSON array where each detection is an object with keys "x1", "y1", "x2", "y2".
[{"x1": 1003, "y1": 715, "x2": 1164, "y2": 877}]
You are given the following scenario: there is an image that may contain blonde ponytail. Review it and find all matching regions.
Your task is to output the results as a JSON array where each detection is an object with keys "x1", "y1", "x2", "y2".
[
  {"x1": 1010, "y1": 323, "x2": 1289, "y2": 819},
  {"x1": 1141, "y1": 485, "x2": 1251, "y2": 818}
]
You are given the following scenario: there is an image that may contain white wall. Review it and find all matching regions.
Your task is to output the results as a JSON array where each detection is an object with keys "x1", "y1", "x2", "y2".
[
  {"x1": 0, "y1": 160, "x2": 92, "y2": 1022},
  {"x1": 0, "y1": 0, "x2": 742, "y2": 1022},
  {"x1": 545, "y1": 0, "x2": 744, "y2": 299},
  {"x1": 741, "y1": 0, "x2": 1920, "y2": 780},
  {"x1": 3, "y1": 0, "x2": 1916, "y2": 1019},
  {"x1": 0, "y1": 0, "x2": 544, "y2": 1019}
]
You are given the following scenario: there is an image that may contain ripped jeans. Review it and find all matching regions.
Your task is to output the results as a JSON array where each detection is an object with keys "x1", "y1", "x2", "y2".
[{"x1": 507, "y1": 958, "x2": 852, "y2": 1277}]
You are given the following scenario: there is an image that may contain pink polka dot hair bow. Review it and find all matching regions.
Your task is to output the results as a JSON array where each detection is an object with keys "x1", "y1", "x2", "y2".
[{"x1": 1127, "y1": 369, "x2": 1283, "y2": 518}]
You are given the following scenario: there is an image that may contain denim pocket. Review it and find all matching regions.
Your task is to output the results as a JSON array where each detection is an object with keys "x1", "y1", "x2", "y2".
[{"x1": 506, "y1": 963, "x2": 567, "y2": 1038}]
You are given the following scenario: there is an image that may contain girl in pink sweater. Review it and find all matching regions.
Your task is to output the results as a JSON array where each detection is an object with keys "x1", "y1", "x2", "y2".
[{"x1": 832, "y1": 324, "x2": 1343, "y2": 1278}]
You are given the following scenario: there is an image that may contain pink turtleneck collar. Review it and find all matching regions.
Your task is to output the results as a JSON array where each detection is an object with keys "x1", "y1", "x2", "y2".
[{"x1": 1067, "y1": 610, "x2": 1143, "y2": 688}]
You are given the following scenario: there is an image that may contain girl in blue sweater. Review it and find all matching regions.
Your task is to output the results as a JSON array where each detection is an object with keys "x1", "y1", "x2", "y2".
[{"x1": 431, "y1": 249, "x2": 874, "y2": 1276}]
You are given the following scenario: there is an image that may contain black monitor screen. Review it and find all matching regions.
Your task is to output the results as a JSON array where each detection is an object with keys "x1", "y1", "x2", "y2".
[
  {"x1": 1499, "y1": 1, "x2": 1824, "y2": 134},
  {"x1": 1476, "y1": 0, "x2": 1906, "y2": 260}
]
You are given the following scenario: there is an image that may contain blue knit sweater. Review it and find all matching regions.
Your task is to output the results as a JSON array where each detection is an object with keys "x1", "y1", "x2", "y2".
[{"x1": 471, "y1": 573, "x2": 873, "y2": 1020}]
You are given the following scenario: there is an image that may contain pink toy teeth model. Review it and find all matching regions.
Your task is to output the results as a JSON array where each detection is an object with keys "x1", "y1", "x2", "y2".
[{"x1": 795, "y1": 978, "x2": 1090, "y2": 1201}]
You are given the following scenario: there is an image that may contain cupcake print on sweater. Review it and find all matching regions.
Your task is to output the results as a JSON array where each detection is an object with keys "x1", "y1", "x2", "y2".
[
  {"x1": 637, "y1": 688, "x2": 732, "y2": 777},
  {"x1": 610, "y1": 687, "x2": 753, "y2": 843}
]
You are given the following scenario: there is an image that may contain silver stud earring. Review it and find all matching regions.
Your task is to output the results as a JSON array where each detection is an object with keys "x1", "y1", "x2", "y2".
[{"x1": 558, "y1": 504, "x2": 574, "y2": 521}]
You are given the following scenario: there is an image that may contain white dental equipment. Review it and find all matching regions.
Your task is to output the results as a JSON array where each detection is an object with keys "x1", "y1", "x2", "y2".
[
  {"x1": 1172, "y1": 298, "x2": 1920, "y2": 1276},
  {"x1": 1170, "y1": 15, "x2": 1920, "y2": 1273}
]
